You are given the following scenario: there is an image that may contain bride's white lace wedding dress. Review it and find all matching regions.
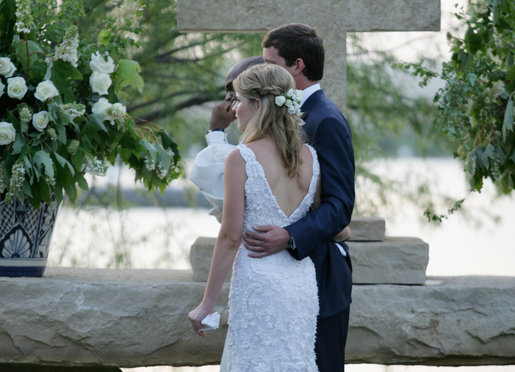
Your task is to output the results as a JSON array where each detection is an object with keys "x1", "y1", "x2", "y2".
[{"x1": 220, "y1": 144, "x2": 320, "y2": 372}]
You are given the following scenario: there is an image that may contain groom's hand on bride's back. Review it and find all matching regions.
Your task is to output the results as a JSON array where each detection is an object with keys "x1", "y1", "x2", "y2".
[{"x1": 244, "y1": 225, "x2": 290, "y2": 258}]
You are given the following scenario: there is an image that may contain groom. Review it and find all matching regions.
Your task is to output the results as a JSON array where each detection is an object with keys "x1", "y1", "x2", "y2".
[{"x1": 244, "y1": 23, "x2": 355, "y2": 371}]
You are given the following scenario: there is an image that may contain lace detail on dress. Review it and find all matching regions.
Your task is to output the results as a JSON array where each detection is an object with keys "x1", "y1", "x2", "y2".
[{"x1": 220, "y1": 144, "x2": 320, "y2": 372}]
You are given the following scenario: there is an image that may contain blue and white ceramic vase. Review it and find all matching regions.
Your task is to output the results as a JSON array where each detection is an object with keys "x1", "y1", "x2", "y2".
[{"x1": 0, "y1": 196, "x2": 59, "y2": 277}]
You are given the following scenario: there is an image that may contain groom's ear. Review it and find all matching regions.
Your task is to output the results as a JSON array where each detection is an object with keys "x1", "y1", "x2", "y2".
[{"x1": 291, "y1": 58, "x2": 306, "y2": 76}]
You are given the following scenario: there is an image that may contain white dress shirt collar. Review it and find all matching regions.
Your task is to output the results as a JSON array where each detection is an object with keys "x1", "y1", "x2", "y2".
[{"x1": 301, "y1": 83, "x2": 321, "y2": 106}]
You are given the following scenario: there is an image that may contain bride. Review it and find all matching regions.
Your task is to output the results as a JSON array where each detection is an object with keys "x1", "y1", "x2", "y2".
[{"x1": 188, "y1": 64, "x2": 319, "y2": 371}]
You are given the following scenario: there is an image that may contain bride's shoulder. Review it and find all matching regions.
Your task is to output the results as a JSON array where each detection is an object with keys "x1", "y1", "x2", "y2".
[
  {"x1": 302, "y1": 143, "x2": 317, "y2": 159},
  {"x1": 226, "y1": 147, "x2": 246, "y2": 167}
]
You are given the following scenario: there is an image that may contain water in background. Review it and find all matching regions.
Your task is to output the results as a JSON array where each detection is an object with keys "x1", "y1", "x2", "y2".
[{"x1": 48, "y1": 158, "x2": 515, "y2": 371}]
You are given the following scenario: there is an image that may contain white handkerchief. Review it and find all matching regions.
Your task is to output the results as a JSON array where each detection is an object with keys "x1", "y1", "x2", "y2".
[{"x1": 200, "y1": 311, "x2": 220, "y2": 331}]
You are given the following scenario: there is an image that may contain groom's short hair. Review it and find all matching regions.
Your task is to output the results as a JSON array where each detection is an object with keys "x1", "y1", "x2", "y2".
[{"x1": 262, "y1": 23, "x2": 324, "y2": 82}]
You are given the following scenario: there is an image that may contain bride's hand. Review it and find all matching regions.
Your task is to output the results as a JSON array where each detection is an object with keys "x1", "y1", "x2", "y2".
[{"x1": 188, "y1": 303, "x2": 211, "y2": 337}]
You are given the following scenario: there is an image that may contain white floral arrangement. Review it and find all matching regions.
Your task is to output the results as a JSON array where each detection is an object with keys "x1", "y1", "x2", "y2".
[
  {"x1": 0, "y1": 0, "x2": 181, "y2": 208},
  {"x1": 274, "y1": 88, "x2": 303, "y2": 116}
]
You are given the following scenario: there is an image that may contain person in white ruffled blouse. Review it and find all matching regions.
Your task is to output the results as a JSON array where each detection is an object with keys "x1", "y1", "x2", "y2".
[{"x1": 189, "y1": 56, "x2": 264, "y2": 221}]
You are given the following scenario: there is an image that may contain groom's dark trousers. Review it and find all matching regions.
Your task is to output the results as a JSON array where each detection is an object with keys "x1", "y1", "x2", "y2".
[{"x1": 286, "y1": 89, "x2": 355, "y2": 372}]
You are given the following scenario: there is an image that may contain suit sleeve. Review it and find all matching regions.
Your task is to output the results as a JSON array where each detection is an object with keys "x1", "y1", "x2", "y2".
[{"x1": 286, "y1": 116, "x2": 355, "y2": 260}]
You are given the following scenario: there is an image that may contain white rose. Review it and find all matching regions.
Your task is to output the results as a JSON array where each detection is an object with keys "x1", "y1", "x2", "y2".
[
  {"x1": 0, "y1": 80, "x2": 4, "y2": 98},
  {"x1": 32, "y1": 111, "x2": 50, "y2": 132},
  {"x1": 275, "y1": 95, "x2": 286, "y2": 106},
  {"x1": 90, "y1": 71, "x2": 112, "y2": 96},
  {"x1": 0, "y1": 122, "x2": 16, "y2": 145},
  {"x1": 90, "y1": 51, "x2": 115, "y2": 74},
  {"x1": 0, "y1": 57, "x2": 16, "y2": 77},
  {"x1": 285, "y1": 98, "x2": 293, "y2": 108},
  {"x1": 7, "y1": 76, "x2": 28, "y2": 100},
  {"x1": 35, "y1": 80, "x2": 59, "y2": 102},
  {"x1": 92, "y1": 98, "x2": 112, "y2": 119}
]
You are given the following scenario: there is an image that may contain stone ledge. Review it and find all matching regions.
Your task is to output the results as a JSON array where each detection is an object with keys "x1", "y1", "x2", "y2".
[
  {"x1": 191, "y1": 236, "x2": 429, "y2": 284},
  {"x1": 348, "y1": 216, "x2": 385, "y2": 241},
  {"x1": 1, "y1": 268, "x2": 514, "y2": 367},
  {"x1": 348, "y1": 236, "x2": 429, "y2": 284}
]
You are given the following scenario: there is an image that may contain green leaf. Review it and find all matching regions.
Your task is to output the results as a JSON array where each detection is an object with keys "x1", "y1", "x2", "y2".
[
  {"x1": 64, "y1": 182, "x2": 77, "y2": 202},
  {"x1": 115, "y1": 59, "x2": 144, "y2": 93},
  {"x1": 479, "y1": 144, "x2": 495, "y2": 170},
  {"x1": 71, "y1": 151, "x2": 85, "y2": 171},
  {"x1": 77, "y1": 174, "x2": 89, "y2": 191},
  {"x1": 87, "y1": 114, "x2": 108, "y2": 132},
  {"x1": 502, "y1": 97, "x2": 513, "y2": 141},
  {"x1": 465, "y1": 28, "x2": 482, "y2": 54},
  {"x1": 51, "y1": 60, "x2": 82, "y2": 102},
  {"x1": 492, "y1": 0, "x2": 500, "y2": 25},
  {"x1": 11, "y1": 135, "x2": 25, "y2": 155},
  {"x1": 53, "y1": 151, "x2": 75, "y2": 176},
  {"x1": 33, "y1": 150, "x2": 55, "y2": 180},
  {"x1": 13, "y1": 39, "x2": 44, "y2": 77}
]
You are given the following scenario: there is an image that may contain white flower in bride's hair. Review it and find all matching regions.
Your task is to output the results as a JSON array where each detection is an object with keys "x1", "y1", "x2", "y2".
[
  {"x1": 35, "y1": 80, "x2": 59, "y2": 101},
  {"x1": 275, "y1": 95, "x2": 286, "y2": 106},
  {"x1": 274, "y1": 89, "x2": 303, "y2": 116},
  {"x1": 90, "y1": 51, "x2": 115, "y2": 74},
  {"x1": 90, "y1": 71, "x2": 112, "y2": 95},
  {"x1": 7, "y1": 77, "x2": 28, "y2": 99}
]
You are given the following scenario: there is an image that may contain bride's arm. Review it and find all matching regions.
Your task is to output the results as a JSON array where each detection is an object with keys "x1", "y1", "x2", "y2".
[{"x1": 188, "y1": 149, "x2": 246, "y2": 336}]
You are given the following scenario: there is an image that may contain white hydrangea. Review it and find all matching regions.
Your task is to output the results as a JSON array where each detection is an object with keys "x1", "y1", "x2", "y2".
[
  {"x1": 82, "y1": 156, "x2": 108, "y2": 176},
  {"x1": 108, "y1": 102, "x2": 127, "y2": 124},
  {"x1": 54, "y1": 25, "x2": 79, "y2": 67},
  {"x1": 59, "y1": 103, "x2": 86, "y2": 120},
  {"x1": 19, "y1": 106, "x2": 32, "y2": 122},
  {"x1": 14, "y1": 0, "x2": 33, "y2": 34}
]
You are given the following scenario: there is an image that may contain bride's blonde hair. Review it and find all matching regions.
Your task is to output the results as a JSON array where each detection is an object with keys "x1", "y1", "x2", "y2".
[{"x1": 234, "y1": 64, "x2": 305, "y2": 177}]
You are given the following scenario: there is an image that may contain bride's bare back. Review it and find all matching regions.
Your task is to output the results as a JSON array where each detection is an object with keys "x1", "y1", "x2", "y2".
[{"x1": 247, "y1": 136, "x2": 313, "y2": 218}]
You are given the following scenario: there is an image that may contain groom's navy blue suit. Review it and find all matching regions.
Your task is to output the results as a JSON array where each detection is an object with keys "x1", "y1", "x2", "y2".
[{"x1": 286, "y1": 89, "x2": 354, "y2": 371}]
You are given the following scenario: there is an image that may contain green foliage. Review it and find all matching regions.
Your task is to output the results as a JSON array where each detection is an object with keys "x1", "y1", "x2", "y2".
[
  {"x1": 0, "y1": 0, "x2": 181, "y2": 208},
  {"x1": 399, "y1": 0, "x2": 515, "y2": 194},
  {"x1": 125, "y1": 0, "x2": 264, "y2": 147}
]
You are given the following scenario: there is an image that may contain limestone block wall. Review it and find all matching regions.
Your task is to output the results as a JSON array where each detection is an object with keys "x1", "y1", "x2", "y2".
[
  {"x1": 191, "y1": 217, "x2": 429, "y2": 285},
  {"x1": 0, "y1": 268, "x2": 514, "y2": 368}
]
